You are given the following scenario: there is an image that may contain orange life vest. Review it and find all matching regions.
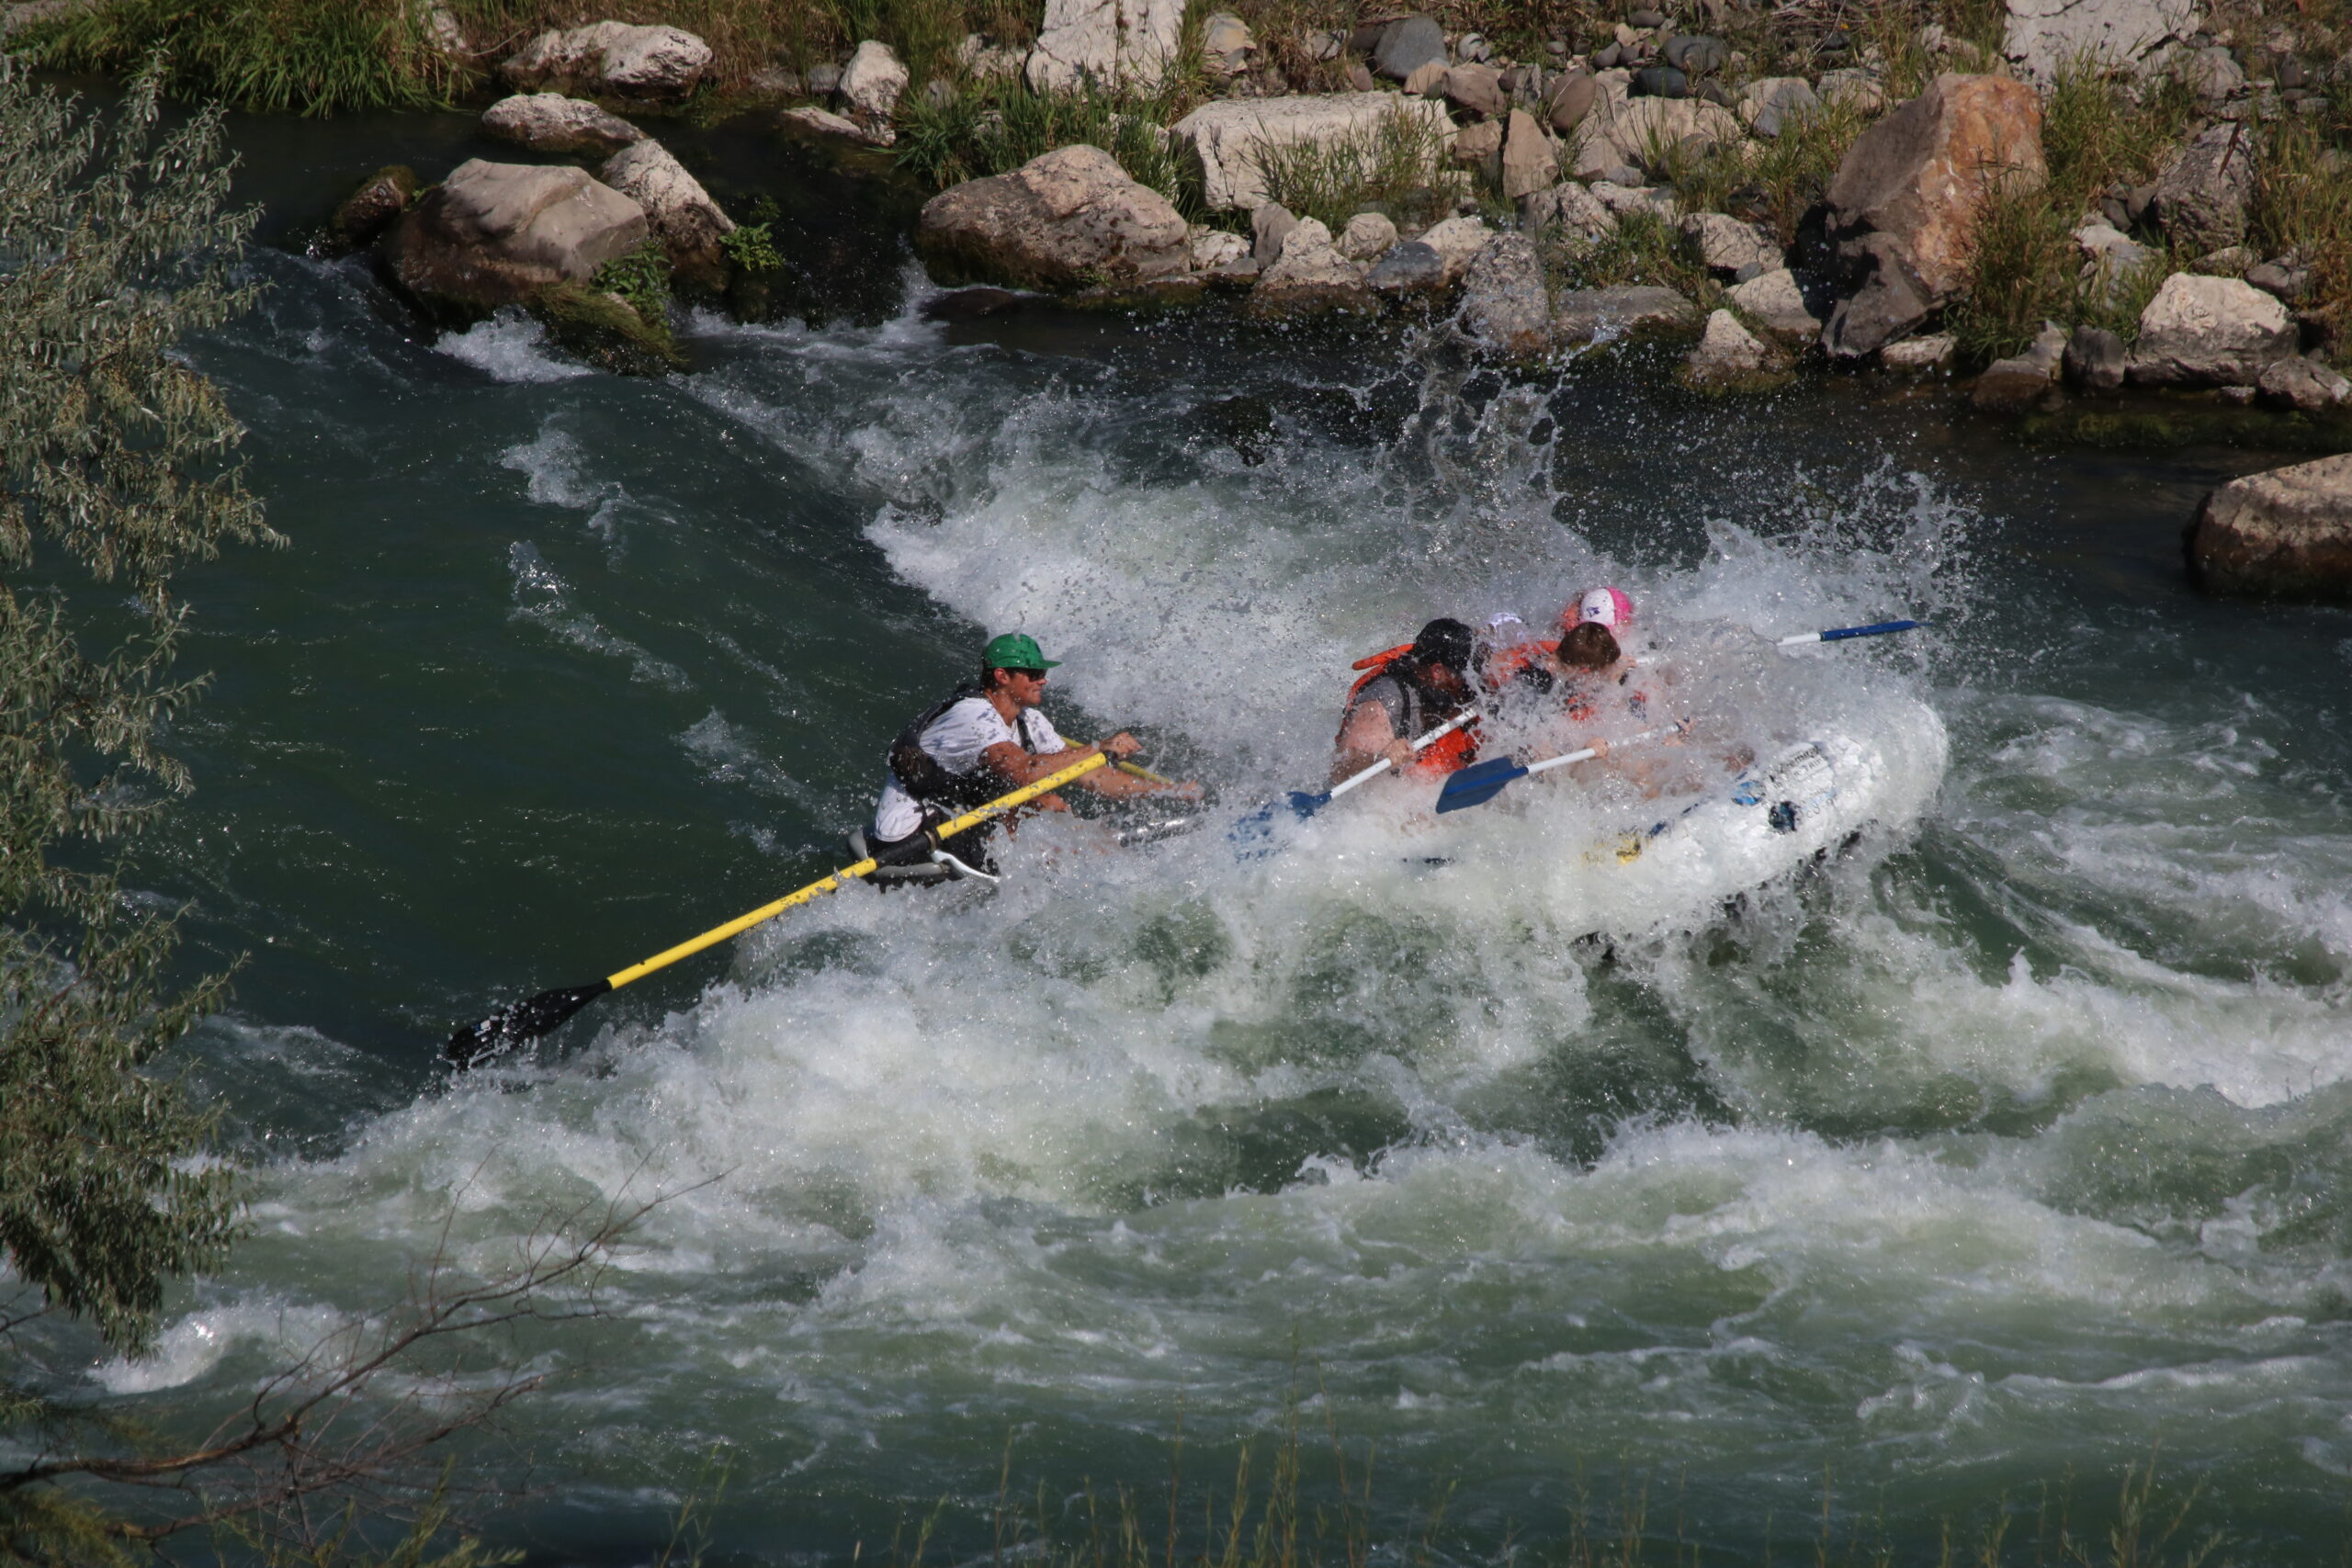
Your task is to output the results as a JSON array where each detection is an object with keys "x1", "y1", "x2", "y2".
[
  {"x1": 1479, "y1": 637, "x2": 1559, "y2": 692},
  {"x1": 1343, "y1": 646, "x2": 1478, "y2": 775}
]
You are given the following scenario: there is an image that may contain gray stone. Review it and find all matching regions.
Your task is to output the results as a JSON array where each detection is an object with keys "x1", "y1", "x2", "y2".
[
  {"x1": 1570, "y1": 81, "x2": 1742, "y2": 179},
  {"x1": 2002, "y1": 0, "x2": 2197, "y2": 84},
  {"x1": 1248, "y1": 217, "x2": 1374, "y2": 315},
  {"x1": 1519, "y1": 180, "x2": 1619, "y2": 244},
  {"x1": 1739, "y1": 75, "x2": 1818, "y2": 139},
  {"x1": 1338, "y1": 210, "x2": 1398, "y2": 261},
  {"x1": 2256, "y1": 355, "x2": 2352, "y2": 412},
  {"x1": 1171, "y1": 93, "x2": 1455, "y2": 211},
  {"x1": 1632, "y1": 66, "x2": 1690, "y2": 98},
  {"x1": 1682, "y1": 211, "x2": 1780, "y2": 279},
  {"x1": 1455, "y1": 31, "x2": 1494, "y2": 63},
  {"x1": 807, "y1": 62, "x2": 843, "y2": 94},
  {"x1": 1553, "y1": 284, "x2": 1699, "y2": 344},
  {"x1": 1373, "y1": 16, "x2": 1447, "y2": 82},
  {"x1": 1498, "y1": 110, "x2": 1558, "y2": 201},
  {"x1": 2153, "y1": 122, "x2": 2256, "y2": 259},
  {"x1": 916, "y1": 144, "x2": 1191, "y2": 291},
  {"x1": 1545, "y1": 70, "x2": 1600, "y2": 133},
  {"x1": 1444, "y1": 62, "x2": 1507, "y2": 118},
  {"x1": 602, "y1": 139, "x2": 735, "y2": 281},
  {"x1": 840, "y1": 39, "x2": 910, "y2": 121},
  {"x1": 1817, "y1": 69, "x2": 1888, "y2": 115},
  {"x1": 1027, "y1": 0, "x2": 1187, "y2": 91},
  {"x1": 381, "y1": 159, "x2": 649, "y2": 309},
  {"x1": 2064, "y1": 323, "x2": 2128, "y2": 389},
  {"x1": 1459, "y1": 232, "x2": 1553, "y2": 357},
  {"x1": 780, "y1": 105, "x2": 876, "y2": 142},
  {"x1": 1191, "y1": 229, "x2": 1250, "y2": 269},
  {"x1": 1200, "y1": 11, "x2": 1253, "y2": 73},
  {"x1": 1725, "y1": 266, "x2": 1823, "y2": 343},
  {"x1": 1417, "y1": 215, "x2": 1495, "y2": 284},
  {"x1": 1665, "y1": 33, "x2": 1728, "y2": 73},
  {"x1": 2187, "y1": 46, "x2": 2244, "y2": 98},
  {"x1": 2246, "y1": 257, "x2": 2312, "y2": 304},
  {"x1": 1971, "y1": 321, "x2": 2067, "y2": 407},
  {"x1": 1251, "y1": 201, "x2": 1298, "y2": 266},
  {"x1": 481, "y1": 93, "x2": 645, "y2": 154},
  {"x1": 325, "y1": 165, "x2": 417, "y2": 254},
  {"x1": 1589, "y1": 180, "x2": 1678, "y2": 220},
  {"x1": 2188, "y1": 453, "x2": 2352, "y2": 600},
  {"x1": 1367, "y1": 240, "x2": 1447, "y2": 292},
  {"x1": 2127, "y1": 272, "x2": 2296, "y2": 385},
  {"x1": 502, "y1": 22, "x2": 711, "y2": 96}
]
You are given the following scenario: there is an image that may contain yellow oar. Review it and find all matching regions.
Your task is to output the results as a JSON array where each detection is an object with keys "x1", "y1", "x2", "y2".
[{"x1": 444, "y1": 750, "x2": 1113, "y2": 1068}]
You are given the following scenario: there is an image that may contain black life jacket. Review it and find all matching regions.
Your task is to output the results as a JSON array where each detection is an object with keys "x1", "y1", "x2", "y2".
[{"x1": 887, "y1": 686, "x2": 1053, "y2": 815}]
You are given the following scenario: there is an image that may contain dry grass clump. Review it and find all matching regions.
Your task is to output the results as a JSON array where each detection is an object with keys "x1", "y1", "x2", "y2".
[
  {"x1": 2252, "y1": 109, "x2": 2352, "y2": 350},
  {"x1": 895, "y1": 76, "x2": 1204, "y2": 211},
  {"x1": 1246, "y1": 105, "x2": 1462, "y2": 231},
  {"x1": 1662, "y1": 93, "x2": 1874, "y2": 250}
]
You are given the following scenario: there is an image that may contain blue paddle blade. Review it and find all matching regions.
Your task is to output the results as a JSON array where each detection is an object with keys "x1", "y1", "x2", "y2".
[
  {"x1": 1434, "y1": 757, "x2": 1531, "y2": 813},
  {"x1": 1288, "y1": 789, "x2": 1330, "y2": 818},
  {"x1": 1818, "y1": 618, "x2": 1921, "y2": 642},
  {"x1": 1227, "y1": 790, "x2": 1332, "y2": 861}
]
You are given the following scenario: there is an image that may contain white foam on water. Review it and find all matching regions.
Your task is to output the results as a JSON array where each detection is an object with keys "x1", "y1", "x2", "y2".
[
  {"x1": 437, "y1": 310, "x2": 597, "y2": 383},
  {"x1": 507, "y1": 540, "x2": 691, "y2": 690}
]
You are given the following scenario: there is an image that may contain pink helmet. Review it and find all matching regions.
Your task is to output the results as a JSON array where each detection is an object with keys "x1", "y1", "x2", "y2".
[{"x1": 1565, "y1": 586, "x2": 1634, "y2": 633}]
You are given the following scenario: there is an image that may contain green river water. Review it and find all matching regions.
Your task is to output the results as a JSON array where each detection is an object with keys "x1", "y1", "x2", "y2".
[{"x1": 35, "y1": 99, "x2": 2352, "y2": 1565}]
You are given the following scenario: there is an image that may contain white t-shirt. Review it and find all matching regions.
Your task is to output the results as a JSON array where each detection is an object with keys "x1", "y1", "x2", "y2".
[{"x1": 871, "y1": 695, "x2": 1067, "y2": 841}]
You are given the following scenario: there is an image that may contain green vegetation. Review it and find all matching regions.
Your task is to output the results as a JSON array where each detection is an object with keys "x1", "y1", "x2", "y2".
[
  {"x1": 1247, "y1": 104, "x2": 1460, "y2": 233},
  {"x1": 2252, "y1": 110, "x2": 2352, "y2": 348},
  {"x1": 722, "y1": 218, "x2": 785, "y2": 273},
  {"x1": 896, "y1": 77, "x2": 1205, "y2": 217},
  {"x1": 593, "y1": 233, "x2": 677, "y2": 322},
  {"x1": 1548, "y1": 206, "x2": 1715, "y2": 303}
]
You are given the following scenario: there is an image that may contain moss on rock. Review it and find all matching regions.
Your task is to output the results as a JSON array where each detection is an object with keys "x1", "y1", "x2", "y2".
[{"x1": 529, "y1": 281, "x2": 687, "y2": 375}]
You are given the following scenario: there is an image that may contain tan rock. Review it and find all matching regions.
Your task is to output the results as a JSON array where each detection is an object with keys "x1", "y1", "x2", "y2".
[
  {"x1": 481, "y1": 94, "x2": 644, "y2": 154},
  {"x1": 1171, "y1": 93, "x2": 1454, "y2": 212},
  {"x1": 1498, "y1": 110, "x2": 1557, "y2": 202},
  {"x1": 1338, "y1": 210, "x2": 1398, "y2": 262},
  {"x1": 2128, "y1": 272, "x2": 2296, "y2": 386},
  {"x1": 916, "y1": 143, "x2": 1191, "y2": 290},
  {"x1": 1725, "y1": 267, "x2": 1821, "y2": 344},
  {"x1": 502, "y1": 22, "x2": 710, "y2": 96},
  {"x1": 1417, "y1": 215, "x2": 1494, "y2": 285},
  {"x1": 381, "y1": 159, "x2": 649, "y2": 309},
  {"x1": 1248, "y1": 217, "x2": 1374, "y2": 315},
  {"x1": 1680, "y1": 307, "x2": 1785, "y2": 388},
  {"x1": 1404, "y1": 60, "x2": 1448, "y2": 96},
  {"x1": 2188, "y1": 453, "x2": 2352, "y2": 601},
  {"x1": 1880, "y1": 333, "x2": 1956, "y2": 368}
]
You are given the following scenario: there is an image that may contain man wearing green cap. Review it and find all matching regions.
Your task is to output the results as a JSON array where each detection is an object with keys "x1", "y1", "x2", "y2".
[{"x1": 865, "y1": 632, "x2": 1188, "y2": 874}]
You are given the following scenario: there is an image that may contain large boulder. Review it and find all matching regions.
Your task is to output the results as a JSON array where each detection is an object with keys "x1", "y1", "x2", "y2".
[
  {"x1": 603, "y1": 140, "x2": 735, "y2": 286},
  {"x1": 2127, "y1": 273, "x2": 2296, "y2": 385},
  {"x1": 481, "y1": 94, "x2": 644, "y2": 154},
  {"x1": 1171, "y1": 93, "x2": 1454, "y2": 212},
  {"x1": 1247, "y1": 219, "x2": 1374, "y2": 316},
  {"x1": 380, "y1": 159, "x2": 648, "y2": 311},
  {"x1": 1571, "y1": 76, "x2": 1742, "y2": 179},
  {"x1": 1458, "y1": 232, "x2": 1552, "y2": 357},
  {"x1": 2187, "y1": 454, "x2": 2352, "y2": 601},
  {"x1": 916, "y1": 144, "x2": 1189, "y2": 291},
  {"x1": 2151, "y1": 122, "x2": 2256, "y2": 261},
  {"x1": 1819, "y1": 73, "x2": 2045, "y2": 359},
  {"x1": 2002, "y1": 0, "x2": 2197, "y2": 85},
  {"x1": 502, "y1": 22, "x2": 710, "y2": 96},
  {"x1": 1027, "y1": 0, "x2": 1186, "y2": 91}
]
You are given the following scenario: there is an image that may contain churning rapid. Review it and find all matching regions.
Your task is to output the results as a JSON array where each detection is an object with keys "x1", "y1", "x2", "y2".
[{"x1": 90, "y1": 145, "x2": 2352, "y2": 1564}]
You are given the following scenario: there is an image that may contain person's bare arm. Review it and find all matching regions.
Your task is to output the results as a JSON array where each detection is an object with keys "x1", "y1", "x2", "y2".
[{"x1": 1330, "y1": 701, "x2": 1412, "y2": 786}]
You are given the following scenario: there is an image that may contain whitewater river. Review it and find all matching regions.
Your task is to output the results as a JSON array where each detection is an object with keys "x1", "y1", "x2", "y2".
[{"x1": 86, "y1": 107, "x2": 2352, "y2": 1563}]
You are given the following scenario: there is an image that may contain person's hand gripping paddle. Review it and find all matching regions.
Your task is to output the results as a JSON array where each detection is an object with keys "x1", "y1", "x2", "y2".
[
  {"x1": 444, "y1": 750, "x2": 1114, "y2": 1070},
  {"x1": 1228, "y1": 708, "x2": 1476, "y2": 853}
]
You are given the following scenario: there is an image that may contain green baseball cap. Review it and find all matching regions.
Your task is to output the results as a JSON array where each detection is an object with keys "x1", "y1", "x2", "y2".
[{"x1": 982, "y1": 632, "x2": 1059, "y2": 671}]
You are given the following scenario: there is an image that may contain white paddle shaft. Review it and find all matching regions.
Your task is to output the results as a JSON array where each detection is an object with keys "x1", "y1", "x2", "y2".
[
  {"x1": 1327, "y1": 706, "x2": 1476, "y2": 801},
  {"x1": 1520, "y1": 725, "x2": 1679, "y2": 779}
]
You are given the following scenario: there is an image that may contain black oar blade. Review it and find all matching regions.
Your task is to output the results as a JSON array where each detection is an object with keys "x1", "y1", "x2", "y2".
[
  {"x1": 444, "y1": 979, "x2": 612, "y2": 1071},
  {"x1": 1434, "y1": 758, "x2": 1530, "y2": 814}
]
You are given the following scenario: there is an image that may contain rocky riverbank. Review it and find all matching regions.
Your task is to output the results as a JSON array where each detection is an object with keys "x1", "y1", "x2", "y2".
[{"x1": 141, "y1": 0, "x2": 2352, "y2": 599}]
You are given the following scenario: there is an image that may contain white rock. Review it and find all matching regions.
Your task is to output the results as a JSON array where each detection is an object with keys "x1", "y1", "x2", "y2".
[
  {"x1": 1200, "y1": 10, "x2": 1253, "y2": 74},
  {"x1": 1416, "y1": 215, "x2": 1494, "y2": 285},
  {"x1": 1249, "y1": 217, "x2": 1374, "y2": 314},
  {"x1": 1191, "y1": 229, "x2": 1250, "y2": 269},
  {"x1": 1880, "y1": 333, "x2": 1957, "y2": 368},
  {"x1": 602, "y1": 139, "x2": 735, "y2": 267},
  {"x1": 1725, "y1": 267, "x2": 1821, "y2": 343},
  {"x1": 1027, "y1": 0, "x2": 1187, "y2": 91},
  {"x1": 2003, "y1": 0, "x2": 2197, "y2": 84},
  {"x1": 1520, "y1": 179, "x2": 1618, "y2": 244},
  {"x1": 481, "y1": 93, "x2": 644, "y2": 153},
  {"x1": 918, "y1": 143, "x2": 1192, "y2": 290},
  {"x1": 1738, "y1": 75, "x2": 1818, "y2": 138},
  {"x1": 1171, "y1": 93, "x2": 1455, "y2": 211},
  {"x1": 1572, "y1": 86, "x2": 1740, "y2": 179},
  {"x1": 1682, "y1": 307, "x2": 1780, "y2": 383},
  {"x1": 841, "y1": 40, "x2": 910, "y2": 120},
  {"x1": 1589, "y1": 180, "x2": 1678, "y2": 220},
  {"x1": 1681, "y1": 211, "x2": 1780, "y2": 278},
  {"x1": 502, "y1": 22, "x2": 711, "y2": 96},
  {"x1": 382, "y1": 159, "x2": 649, "y2": 306},
  {"x1": 781, "y1": 105, "x2": 885, "y2": 143},
  {"x1": 2129, "y1": 272, "x2": 2297, "y2": 386},
  {"x1": 1338, "y1": 211, "x2": 1398, "y2": 261}
]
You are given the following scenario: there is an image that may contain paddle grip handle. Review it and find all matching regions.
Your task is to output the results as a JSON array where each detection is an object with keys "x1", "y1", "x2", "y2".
[{"x1": 1327, "y1": 706, "x2": 1476, "y2": 801}]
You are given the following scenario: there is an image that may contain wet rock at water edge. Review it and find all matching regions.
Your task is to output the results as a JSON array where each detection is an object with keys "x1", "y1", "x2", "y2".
[
  {"x1": 2152, "y1": 122, "x2": 2256, "y2": 260},
  {"x1": 1553, "y1": 284, "x2": 1699, "y2": 345},
  {"x1": 2188, "y1": 452, "x2": 2352, "y2": 601},
  {"x1": 780, "y1": 105, "x2": 883, "y2": 144},
  {"x1": 1679, "y1": 307, "x2": 1787, "y2": 389},
  {"x1": 481, "y1": 94, "x2": 644, "y2": 155},
  {"x1": 1371, "y1": 16, "x2": 1447, "y2": 81},
  {"x1": 2126, "y1": 272, "x2": 2296, "y2": 386},
  {"x1": 380, "y1": 159, "x2": 648, "y2": 310},
  {"x1": 922, "y1": 286, "x2": 1023, "y2": 321},
  {"x1": 1367, "y1": 240, "x2": 1447, "y2": 294},
  {"x1": 1971, "y1": 321, "x2": 2067, "y2": 407},
  {"x1": 1879, "y1": 332, "x2": 1956, "y2": 369},
  {"x1": 1247, "y1": 217, "x2": 1375, "y2": 316},
  {"x1": 1191, "y1": 229, "x2": 1251, "y2": 270},
  {"x1": 603, "y1": 140, "x2": 735, "y2": 290},
  {"x1": 2256, "y1": 355, "x2": 2352, "y2": 412},
  {"x1": 502, "y1": 21, "x2": 711, "y2": 96},
  {"x1": 1818, "y1": 73, "x2": 2046, "y2": 358},
  {"x1": 1416, "y1": 215, "x2": 1496, "y2": 285},
  {"x1": 918, "y1": 144, "x2": 1191, "y2": 291},
  {"x1": 2064, "y1": 323, "x2": 2127, "y2": 389},
  {"x1": 1725, "y1": 266, "x2": 1824, "y2": 344},
  {"x1": 1251, "y1": 201, "x2": 1298, "y2": 266},
  {"x1": 1459, "y1": 232, "x2": 1553, "y2": 358},
  {"x1": 322, "y1": 164, "x2": 416, "y2": 254}
]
